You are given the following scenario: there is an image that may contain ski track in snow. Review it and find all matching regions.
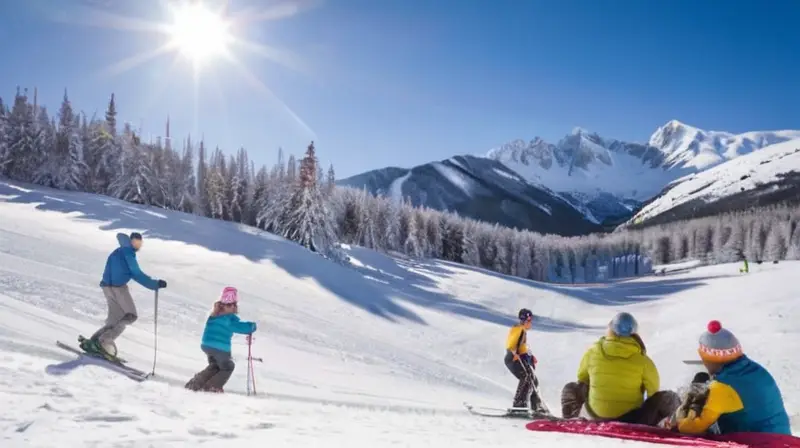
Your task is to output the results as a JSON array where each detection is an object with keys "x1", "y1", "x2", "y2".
[
  {"x1": 388, "y1": 171, "x2": 411, "y2": 204},
  {"x1": 0, "y1": 180, "x2": 798, "y2": 446},
  {"x1": 432, "y1": 162, "x2": 473, "y2": 196}
]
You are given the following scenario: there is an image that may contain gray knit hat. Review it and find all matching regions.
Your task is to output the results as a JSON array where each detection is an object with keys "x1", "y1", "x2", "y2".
[{"x1": 698, "y1": 320, "x2": 743, "y2": 363}]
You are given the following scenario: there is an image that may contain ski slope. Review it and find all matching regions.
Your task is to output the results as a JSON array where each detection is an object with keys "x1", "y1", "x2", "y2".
[{"x1": 0, "y1": 180, "x2": 798, "y2": 447}]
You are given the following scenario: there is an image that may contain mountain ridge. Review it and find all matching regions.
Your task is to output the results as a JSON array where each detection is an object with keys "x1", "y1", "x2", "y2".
[{"x1": 341, "y1": 120, "x2": 800, "y2": 233}]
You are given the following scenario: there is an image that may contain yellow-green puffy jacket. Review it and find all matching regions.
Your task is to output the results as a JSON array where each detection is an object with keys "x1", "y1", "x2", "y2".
[{"x1": 577, "y1": 335, "x2": 660, "y2": 419}]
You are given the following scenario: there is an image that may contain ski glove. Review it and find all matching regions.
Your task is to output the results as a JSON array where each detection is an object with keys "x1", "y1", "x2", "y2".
[{"x1": 157, "y1": 279, "x2": 167, "y2": 289}]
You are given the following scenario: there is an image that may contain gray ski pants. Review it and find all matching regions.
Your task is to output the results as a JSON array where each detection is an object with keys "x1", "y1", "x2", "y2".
[
  {"x1": 91, "y1": 285, "x2": 138, "y2": 346},
  {"x1": 185, "y1": 347, "x2": 236, "y2": 391}
]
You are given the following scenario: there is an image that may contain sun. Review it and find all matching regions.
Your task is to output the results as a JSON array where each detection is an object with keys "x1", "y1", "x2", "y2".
[{"x1": 167, "y1": 2, "x2": 232, "y2": 65}]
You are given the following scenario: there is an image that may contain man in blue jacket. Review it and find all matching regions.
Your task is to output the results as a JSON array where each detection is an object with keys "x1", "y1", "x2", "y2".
[{"x1": 80, "y1": 232, "x2": 167, "y2": 359}]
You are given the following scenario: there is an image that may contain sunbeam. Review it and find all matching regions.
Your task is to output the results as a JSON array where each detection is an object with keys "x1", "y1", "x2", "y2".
[
  {"x1": 221, "y1": 51, "x2": 316, "y2": 139},
  {"x1": 45, "y1": 0, "x2": 319, "y2": 140}
]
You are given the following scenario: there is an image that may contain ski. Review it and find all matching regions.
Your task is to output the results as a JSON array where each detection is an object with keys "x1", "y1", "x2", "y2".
[
  {"x1": 54, "y1": 341, "x2": 150, "y2": 382},
  {"x1": 682, "y1": 360, "x2": 704, "y2": 365},
  {"x1": 464, "y1": 402, "x2": 560, "y2": 420}
]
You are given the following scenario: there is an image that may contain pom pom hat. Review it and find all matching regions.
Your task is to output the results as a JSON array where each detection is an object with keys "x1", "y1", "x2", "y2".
[
  {"x1": 698, "y1": 320, "x2": 743, "y2": 363},
  {"x1": 220, "y1": 286, "x2": 239, "y2": 304}
]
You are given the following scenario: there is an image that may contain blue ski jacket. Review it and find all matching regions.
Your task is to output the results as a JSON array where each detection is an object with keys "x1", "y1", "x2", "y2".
[
  {"x1": 100, "y1": 234, "x2": 160, "y2": 290},
  {"x1": 201, "y1": 314, "x2": 257, "y2": 353}
]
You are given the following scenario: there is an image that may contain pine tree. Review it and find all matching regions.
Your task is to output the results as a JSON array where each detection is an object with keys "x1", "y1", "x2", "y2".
[
  {"x1": 0, "y1": 97, "x2": 7, "y2": 174},
  {"x1": 109, "y1": 127, "x2": 155, "y2": 204},
  {"x1": 286, "y1": 154, "x2": 297, "y2": 183},
  {"x1": 196, "y1": 139, "x2": 209, "y2": 216},
  {"x1": 325, "y1": 164, "x2": 336, "y2": 196},
  {"x1": 282, "y1": 141, "x2": 338, "y2": 254},
  {"x1": 53, "y1": 91, "x2": 87, "y2": 190},
  {"x1": 5, "y1": 88, "x2": 37, "y2": 181}
]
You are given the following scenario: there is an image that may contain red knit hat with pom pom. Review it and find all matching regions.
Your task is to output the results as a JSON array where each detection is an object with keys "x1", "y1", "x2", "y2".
[{"x1": 698, "y1": 320, "x2": 743, "y2": 364}]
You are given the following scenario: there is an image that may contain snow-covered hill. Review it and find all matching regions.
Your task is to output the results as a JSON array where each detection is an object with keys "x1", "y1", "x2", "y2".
[
  {"x1": 625, "y1": 139, "x2": 800, "y2": 226},
  {"x1": 487, "y1": 121, "x2": 800, "y2": 224},
  {"x1": 1, "y1": 180, "x2": 798, "y2": 446},
  {"x1": 338, "y1": 155, "x2": 601, "y2": 236}
]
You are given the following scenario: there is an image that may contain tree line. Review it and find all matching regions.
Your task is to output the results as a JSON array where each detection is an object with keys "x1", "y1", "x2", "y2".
[{"x1": 1, "y1": 87, "x2": 798, "y2": 284}]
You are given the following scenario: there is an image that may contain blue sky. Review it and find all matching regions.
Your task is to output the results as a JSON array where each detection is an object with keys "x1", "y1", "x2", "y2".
[{"x1": 1, "y1": 0, "x2": 798, "y2": 178}]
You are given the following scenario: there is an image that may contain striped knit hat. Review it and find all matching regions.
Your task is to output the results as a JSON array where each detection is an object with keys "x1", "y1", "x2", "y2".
[{"x1": 698, "y1": 320, "x2": 743, "y2": 363}]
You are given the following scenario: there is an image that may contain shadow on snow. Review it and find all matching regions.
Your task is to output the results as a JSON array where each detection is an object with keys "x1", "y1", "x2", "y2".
[{"x1": 0, "y1": 181, "x2": 716, "y2": 329}]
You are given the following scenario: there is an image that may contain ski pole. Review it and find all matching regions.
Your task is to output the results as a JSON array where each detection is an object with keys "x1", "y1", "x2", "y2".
[
  {"x1": 246, "y1": 334, "x2": 258, "y2": 395},
  {"x1": 149, "y1": 289, "x2": 159, "y2": 378}
]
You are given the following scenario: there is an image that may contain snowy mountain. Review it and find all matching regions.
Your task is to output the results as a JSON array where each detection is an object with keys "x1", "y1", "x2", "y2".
[
  {"x1": 624, "y1": 139, "x2": 800, "y2": 227},
  {"x1": 487, "y1": 121, "x2": 800, "y2": 224},
  {"x1": 338, "y1": 155, "x2": 601, "y2": 236},
  {"x1": 1, "y1": 180, "x2": 799, "y2": 446}
]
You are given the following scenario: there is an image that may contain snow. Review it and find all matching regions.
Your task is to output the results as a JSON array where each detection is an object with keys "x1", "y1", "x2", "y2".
[
  {"x1": 431, "y1": 162, "x2": 472, "y2": 196},
  {"x1": 388, "y1": 170, "x2": 411, "y2": 204},
  {"x1": 630, "y1": 139, "x2": 800, "y2": 223},
  {"x1": 1, "y1": 180, "x2": 798, "y2": 447}
]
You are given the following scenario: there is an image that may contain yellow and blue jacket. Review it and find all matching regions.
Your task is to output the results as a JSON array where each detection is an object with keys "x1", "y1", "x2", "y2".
[
  {"x1": 678, "y1": 356, "x2": 790, "y2": 435},
  {"x1": 506, "y1": 325, "x2": 528, "y2": 354}
]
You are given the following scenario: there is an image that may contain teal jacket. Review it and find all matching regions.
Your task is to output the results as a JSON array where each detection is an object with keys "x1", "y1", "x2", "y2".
[
  {"x1": 715, "y1": 356, "x2": 791, "y2": 435},
  {"x1": 201, "y1": 314, "x2": 256, "y2": 353}
]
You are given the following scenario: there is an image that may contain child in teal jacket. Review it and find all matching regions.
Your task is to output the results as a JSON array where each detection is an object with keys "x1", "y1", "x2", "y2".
[{"x1": 185, "y1": 287, "x2": 257, "y2": 392}]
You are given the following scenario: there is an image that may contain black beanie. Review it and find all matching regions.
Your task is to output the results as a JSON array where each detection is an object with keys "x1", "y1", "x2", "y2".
[{"x1": 130, "y1": 232, "x2": 143, "y2": 241}]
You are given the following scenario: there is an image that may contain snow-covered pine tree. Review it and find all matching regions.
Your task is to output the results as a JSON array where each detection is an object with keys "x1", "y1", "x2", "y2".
[
  {"x1": 286, "y1": 153, "x2": 297, "y2": 182},
  {"x1": 282, "y1": 141, "x2": 339, "y2": 256},
  {"x1": 0, "y1": 97, "x2": 8, "y2": 175},
  {"x1": 460, "y1": 220, "x2": 481, "y2": 267},
  {"x1": 30, "y1": 106, "x2": 54, "y2": 185},
  {"x1": 108, "y1": 126, "x2": 155, "y2": 204},
  {"x1": 175, "y1": 139, "x2": 197, "y2": 213},
  {"x1": 325, "y1": 164, "x2": 336, "y2": 196},
  {"x1": 196, "y1": 139, "x2": 209, "y2": 216},
  {"x1": 53, "y1": 91, "x2": 88, "y2": 190},
  {"x1": 248, "y1": 165, "x2": 269, "y2": 227},
  {"x1": 403, "y1": 207, "x2": 422, "y2": 258},
  {"x1": 5, "y1": 88, "x2": 37, "y2": 181}
]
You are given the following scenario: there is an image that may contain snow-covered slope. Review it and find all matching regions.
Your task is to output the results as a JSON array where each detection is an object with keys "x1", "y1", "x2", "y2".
[
  {"x1": 1, "y1": 180, "x2": 799, "y2": 446},
  {"x1": 338, "y1": 155, "x2": 601, "y2": 235},
  {"x1": 487, "y1": 121, "x2": 800, "y2": 224},
  {"x1": 627, "y1": 139, "x2": 800, "y2": 226}
]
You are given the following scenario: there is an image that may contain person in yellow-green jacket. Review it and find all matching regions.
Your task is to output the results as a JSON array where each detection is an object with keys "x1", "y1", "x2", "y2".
[
  {"x1": 560, "y1": 312, "x2": 680, "y2": 425},
  {"x1": 672, "y1": 320, "x2": 790, "y2": 435},
  {"x1": 504, "y1": 308, "x2": 545, "y2": 414}
]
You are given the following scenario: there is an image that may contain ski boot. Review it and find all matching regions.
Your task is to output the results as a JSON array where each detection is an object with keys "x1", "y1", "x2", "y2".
[{"x1": 78, "y1": 335, "x2": 122, "y2": 363}]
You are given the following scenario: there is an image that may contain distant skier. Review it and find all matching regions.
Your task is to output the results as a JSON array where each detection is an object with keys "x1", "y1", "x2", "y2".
[
  {"x1": 185, "y1": 287, "x2": 257, "y2": 393},
  {"x1": 560, "y1": 312, "x2": 680, "y2": 425},
  {"x1": 505, "y1": 308, "x2": 545, "y2": 414},
  {"x1": 670, "y1": 321, "x2": 790, "y2": 435},
  {"x1": 80, "y1": 232, "x2": 167, "y2": 360}
]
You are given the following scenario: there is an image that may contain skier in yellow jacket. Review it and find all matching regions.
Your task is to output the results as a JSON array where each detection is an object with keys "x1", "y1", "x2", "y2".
[
  {"x1": 504, "y1": 308, "x2": 545, "y2": 414},
  {"x1": 560, "y1": 312, "x2": 680, "y2": 425}
]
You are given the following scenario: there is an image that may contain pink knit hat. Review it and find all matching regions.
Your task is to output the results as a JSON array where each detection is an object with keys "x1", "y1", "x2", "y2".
[{"x1": 219, "y1": 286, "x2": 238, "y2": 304}]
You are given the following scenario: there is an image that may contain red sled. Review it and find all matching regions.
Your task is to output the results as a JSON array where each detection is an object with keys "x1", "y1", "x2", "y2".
[{"x1": 525, "y1": 419, "x2": 800, "y2": 447}]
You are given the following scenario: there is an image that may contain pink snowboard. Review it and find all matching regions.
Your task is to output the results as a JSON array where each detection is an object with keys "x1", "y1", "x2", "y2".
[{"x1": 525, "y1": 419, "x2": 800, "y2": 447}]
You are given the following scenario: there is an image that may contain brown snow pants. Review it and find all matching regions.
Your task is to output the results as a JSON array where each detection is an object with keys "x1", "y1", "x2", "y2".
[
  {"x1": 185, "y1": 347, "x2": 236, "y2": 391},
  {"x1": 561, "y1": 381, "x2": 680, "y2": 426},
  {"x1": 91, "y1": 285, "x2": 138, "y2": 349}
]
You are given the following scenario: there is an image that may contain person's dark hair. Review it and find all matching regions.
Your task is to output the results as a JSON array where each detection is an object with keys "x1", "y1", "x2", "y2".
[{"x1": 130, "y1": 232, "x2": 143, "y2": 241}]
